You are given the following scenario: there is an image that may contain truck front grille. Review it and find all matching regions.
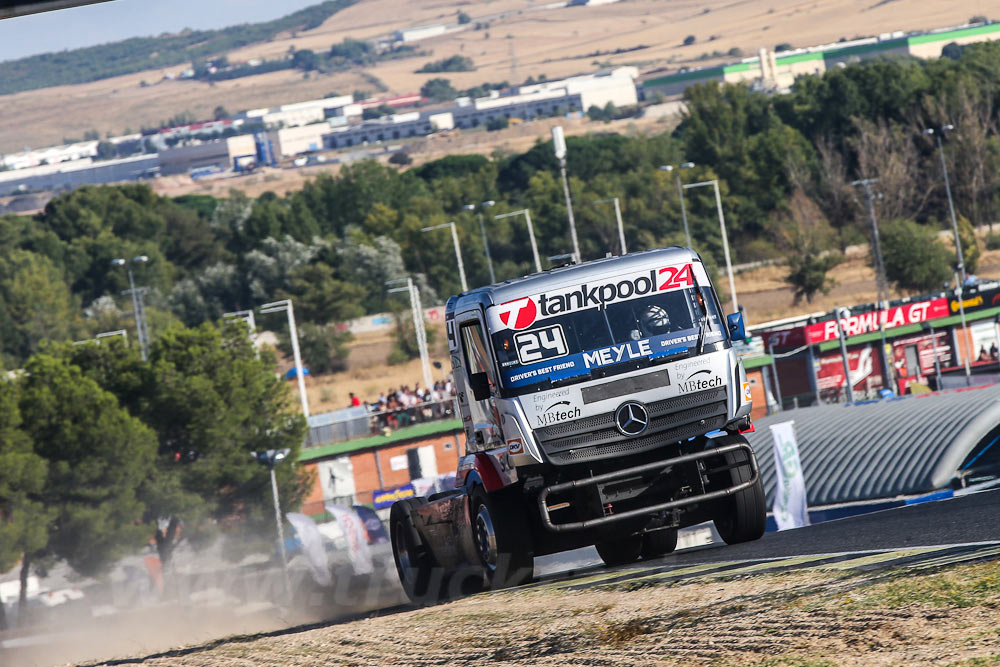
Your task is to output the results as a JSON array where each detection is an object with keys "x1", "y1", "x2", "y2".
[{"x1": 534, "y1": 386, "x2": 728, "y2": 465}]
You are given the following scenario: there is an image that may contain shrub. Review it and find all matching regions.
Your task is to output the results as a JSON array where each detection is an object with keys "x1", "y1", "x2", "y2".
[{"x1": 880, "y1": 220, "x2": 953, "y2": 293}]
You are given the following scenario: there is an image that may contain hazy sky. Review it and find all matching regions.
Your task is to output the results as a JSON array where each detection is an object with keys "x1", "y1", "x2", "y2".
[{"x1": 0, "y1": 0, "x2": 326, "y2": 63}]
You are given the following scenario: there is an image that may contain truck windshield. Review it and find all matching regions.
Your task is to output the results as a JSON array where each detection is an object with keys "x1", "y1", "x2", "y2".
[{"x1": 489, "y1": 283, "x2": 724, "y2": 393}]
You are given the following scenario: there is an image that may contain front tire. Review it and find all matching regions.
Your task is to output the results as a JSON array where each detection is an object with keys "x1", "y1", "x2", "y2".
[
  {"x1": 640, "y1": 528, "x2": 678, "y2": 560},
  {"x1": 712, "y1": 435, "x2": 766, "y2": 545},
  {"x1": 470, "y1": 487, "x2": 533, "y2": 589},
  {"x1": 596, "y1": 535, "x2": 643, "y2": 567}
]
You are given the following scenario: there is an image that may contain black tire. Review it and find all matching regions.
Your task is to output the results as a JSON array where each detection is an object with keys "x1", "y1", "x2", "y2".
[
  {"x1": 390, "y1": 499, "x2": 436, "y2": 603},
  {"x1": 470, "y1": 487, "x2": 534, "y2": 589},
  {"x1": 595, "y1": 535, "x2": 643, "y2": 567},
  {"x1": 712, "y1": 435, "x2": 767, "y2": 545},
  {"x1": 640, "y1": 528, "x2": 678, "y2": 560}
]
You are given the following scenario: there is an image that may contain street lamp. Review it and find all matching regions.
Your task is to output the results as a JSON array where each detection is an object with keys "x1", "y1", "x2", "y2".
[
  {"x1": 552, "y1": 126, "x2": 581, "y2": 263},
  {"x1": 463, "y1": 200, "x2": 496, "y2": 284},
  {"x1": 260, "y1": 299, "x2": 310, "y2": 418},
  {"x1": 387, "y1": 278, "x2": 433, "y2": 390},
  {"x1": 421, "y1": 221, "x2": 468, "y2": 293},
  {"x1": 659, "y1": 162, "x2": 695, "y2": 248},
  {"x1": 683, "y1": 179, "x2": 738, "y2": 314},
  {"x1": 495, "y1": 208, "x2": 543, "y2": 273},
  {"x1": 591, "y1": 197, "x2": 627, "y2": 255},
  {"x1": 251, "y1": 447, "x2": 292, "y2": 603},
  {"x1": 110, "y1": 255, "x2": 150, "y2": 361},
  {"x1": 923, "y1": 125, "x2": 965, "y2": 285}
]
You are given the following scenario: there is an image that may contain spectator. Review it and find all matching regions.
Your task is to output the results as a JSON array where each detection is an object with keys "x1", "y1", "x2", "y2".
[{"x1": 349, "y1": 391, "x2": 361, "y2": 407}]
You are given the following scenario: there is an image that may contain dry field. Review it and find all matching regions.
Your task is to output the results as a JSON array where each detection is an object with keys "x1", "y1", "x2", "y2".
[
  {"x1": 0, "y1": 0, "x2": 981, "y2": 151},
  {"x1": 92, "y1": 560, "x2": 1000, "y2": 666}
]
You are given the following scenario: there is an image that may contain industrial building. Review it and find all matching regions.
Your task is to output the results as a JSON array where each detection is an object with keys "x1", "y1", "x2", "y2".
[
  {"x1": 323, "y1": 67, "x2": 639, "y2": 149},
  {"x1": 1, "y1": 140, "x2": 99, "y2": 171},
  {"x1": 241, "y1": 94, "x2": 355, "y2": 128},
  {"x1": 643, "y1": 22, "x2": 1000, "y2": 97},
  {"x1": 157, "y1": 135, "x2": 256, "y2": 176},
  {"x1": 394, "y1": 24, "x2": 447, "y2": 43},
  {"x1": 0, "y1": 154, "x2": 159, "y2": 197}
]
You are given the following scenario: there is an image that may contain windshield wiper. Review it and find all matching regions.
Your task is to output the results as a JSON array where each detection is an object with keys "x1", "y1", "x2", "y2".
[
  {"x1": 690, "y1": 262, "x2": 709, "y2": 356},
  {"x1": 695, "y1": 318, "x2": 707, "y2": 355}
]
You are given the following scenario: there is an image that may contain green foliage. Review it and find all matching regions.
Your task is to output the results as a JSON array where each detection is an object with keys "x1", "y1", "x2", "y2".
[
  {"x1": 957, "y1": 215, "x2": 980, "y2": 275},
  {"x1": 278, "y1": 322, "x2": 353, "y2": 374},
  {"x1": 486, "y1": 116, "x2": 510, "y2": 131},
  {"x1": 420, "y1": 77, "x2": 459, "y2": 102},
  {"x1": 0, "y1": 1, "x2": 359, "y2": 95},
  {"x1": 879, "y1": 220, "x2": 953, "y2": 293},
  {"x1": 292, "y1": 49, "x2": 320, "y2": 71},
  {"x1": 389, "y1": 151, "x2": 414, "y2": 166},
  {"x1": 458, "y1": 10, "x2": 471, "y2": 24},
  {"x1": 19, "y1": 354, "x2": 156, "y2": 576},
  {"x1": 417, "y1": 55, "x2": 476, "y2": 73},
  {"x1": 985, "y1": 232, "x2": 1000, "y2": 250}
]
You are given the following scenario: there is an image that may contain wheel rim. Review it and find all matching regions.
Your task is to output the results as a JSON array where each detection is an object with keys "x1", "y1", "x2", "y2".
[
  {"x1": 474, "y1": 504, "x2": 498, "y2": 572},
  {"x1": 393, "y1": 520, "x2": 415, "y2": 584}
]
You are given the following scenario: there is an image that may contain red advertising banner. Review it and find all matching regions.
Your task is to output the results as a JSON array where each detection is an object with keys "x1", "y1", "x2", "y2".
[
  {"x1": 760, "y1": 298, "x2": 950, "y2": 349},
  {"x1": 891, "y1": 331, "x2": 952, "y2": 394}
]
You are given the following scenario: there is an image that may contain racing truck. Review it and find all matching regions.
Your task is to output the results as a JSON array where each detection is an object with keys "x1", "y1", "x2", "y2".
[{"x1": 390, "y1": 247, "x2": 765, "y2": 602}]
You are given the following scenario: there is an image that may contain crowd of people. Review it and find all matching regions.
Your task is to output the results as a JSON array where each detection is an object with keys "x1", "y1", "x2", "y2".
[{"x1": 353, "y1": 380, "x2": 457, "y2": 433}]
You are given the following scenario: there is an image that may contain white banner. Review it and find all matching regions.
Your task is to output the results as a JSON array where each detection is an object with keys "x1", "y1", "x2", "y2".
[
  {"x1": 325, "y1": 504, "x2": 374, "y2": 575},
  {"x1": 286, "y1": 512, "x2": 332, "y2": 586},
  {"x1": 769, "y1": 420, "x2": 810, "y2": 531}
]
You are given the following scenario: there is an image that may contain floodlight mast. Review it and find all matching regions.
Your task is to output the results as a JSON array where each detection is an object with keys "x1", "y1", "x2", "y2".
[
  {"x1": 387, "y1": 278, "x2": 434, "y2": 390},
  {"x1": 260, "y1": 299, "x2": 309, "y2": 418}
]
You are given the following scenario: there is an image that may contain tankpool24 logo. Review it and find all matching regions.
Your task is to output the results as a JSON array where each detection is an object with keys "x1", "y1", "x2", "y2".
[{"x1": 491, "y1": 263, "x2": 700, "y2": 331}]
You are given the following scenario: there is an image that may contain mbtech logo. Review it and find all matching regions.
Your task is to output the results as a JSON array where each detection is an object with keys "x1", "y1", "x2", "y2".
[{"x1": 494, "y1": 264, "x2": 695, "y2": 331}]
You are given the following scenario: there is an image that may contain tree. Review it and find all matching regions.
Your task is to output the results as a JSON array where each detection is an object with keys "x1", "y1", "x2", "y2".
[
  {"x1": 486, "y1": 116, "x2": 509, "y2": 131},
  {"x1": 213, "y1": 105, "x2": 230, "y2": 120},
  {"x1": 291, "y1": 49, "x2": 319, "y2": 71},
  {"x1": 457, "y1": 10, "x2": 471, "y2": 24},
  {"x1": 17, "y1": 354, "x2": 156, "y2": 602},
  {"x1": 62, "y1": 322, "x2": 309, "y2": 570},
  {"x1": 767, "y1": 190, "x2": 843, "y2": 304},
  {"x1": 879, "y1": 220, "x2": 953, "y2": 293},
  {"x1": 0, "y1": 250, "x2": 80, "y2": 365},
  {"x1": 420, "y1": 77, "x2": 458, "y2": 102},
  {"x1": 388, "y1": 151, "x2": 413, "y2": 166},
  {"x1": 278, "y1": 322, "x2": 353, "y2": 374},
  {"x1": 957, "y1": 214, "x2": 980, "y2": 275},
  {"x1": 96, "y1": 141, "x2": 118, "y2": 160},
  {"x1": 0, "y1": 379, "x2": 48, "y2": 629},
  {"x1": 683, "y1": 35, "x2": 696, "y2": 46}
]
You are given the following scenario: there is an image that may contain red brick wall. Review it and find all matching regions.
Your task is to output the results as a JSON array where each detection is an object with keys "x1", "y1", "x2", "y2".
[{"x1": 302, "y1": 430, "x2": 464, "y2": 508}]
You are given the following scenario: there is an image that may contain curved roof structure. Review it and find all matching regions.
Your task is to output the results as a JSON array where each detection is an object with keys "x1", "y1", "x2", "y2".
[{"x1": 745, "y1": 384, "x2": 1000, "y2": 506}]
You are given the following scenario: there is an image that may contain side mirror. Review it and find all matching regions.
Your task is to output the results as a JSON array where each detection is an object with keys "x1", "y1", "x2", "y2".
[
  {"x1": 468, "y1": 372, "x2": 490, "y2": 401},
  {"x1": 726, "y1": 312, "x2": 745, "y2": 341}
]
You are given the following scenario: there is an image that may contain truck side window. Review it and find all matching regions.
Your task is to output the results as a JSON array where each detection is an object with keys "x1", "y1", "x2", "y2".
[{"x1": 460, "y1": 321, "x2": 495, "y2": 388}]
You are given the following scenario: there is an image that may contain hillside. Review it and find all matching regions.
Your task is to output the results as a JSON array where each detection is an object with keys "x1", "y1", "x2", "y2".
[{"x1": 0, "y1": 0, "x2": 981, "y2": 151}]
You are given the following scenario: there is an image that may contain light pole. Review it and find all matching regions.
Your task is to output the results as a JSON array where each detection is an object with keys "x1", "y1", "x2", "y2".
[
  {"x1": 260, "y1": 299, "x2": 310, "y2": 418},
  {"x1": 683, "y1": 180, "x2": 738, "y2": 314},
  {"x1": 592, "y1": 197, "x2": 627, "y2": 255},
  {"x1": 495, "y1": 208, "x2": 542, "y2": 273},
  {"x1": 660, "y1": 163, "x2": 695, "y2": 248},
  {"x1": 923, "y1": 125, "x2": 966, "y2": 285},
  {"x1": 111, "y1": 255, "x2": 151, "y2": 361},
  {"x1": 834, "y1": 307, "x2": 854, "y2": 404},
  {"x1": 251, "y1": 448, "x2": 292, "y2": 603},
  {"x1": 552, "y1": 126, "x2": 581, "y2": 263},
  {"x1": 421, "y1": 222, "x2": 468, "y2": 292},
  {"x1": 463, "y1": 200, "x2": 496, "y2": 284},
  {"x1": 387, "y1": 278, "x2": 433, "y2": 391},
  {"x1": 851, "y1": 177, "x2": 894, "y2": 391}
]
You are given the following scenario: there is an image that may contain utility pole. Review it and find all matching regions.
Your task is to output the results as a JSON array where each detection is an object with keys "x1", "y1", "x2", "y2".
[
  {"x1": 260, "y1": 300, "x2": 310, "y2": 418},
  {"x1": 659, "y1": 163, "x2": 695, "y2": 248},
  {"x1": 552, "y1": 126, "x2": 581, "y2": 263},
  {"x1": 834, "y1": 307, "x2": 854, "y2": 404},
  {"x1": 421, "y1": 222, "x2": 468, "y2": 292},
  {"x1": 251, "y1": 448, "x2": 292, "y2": 605},
  {"x1": 495, "y1": 209, "x2": 542, "y2": 273},
  {"x1": 684, "y1": 180, "x2": 737, "y2": 313},
  {"x1": 592, "y1": 197, "x2": 627, "y2": 255},
  {"x1": 924, "y1": 125, "x2": 966, "y2": 285},
  {"x1": 111, "y1": 256, "x2": 150, "y2": 361},
  {"x1": 851, "y1": 177, "x2": 893, "y2": 390},
  {"x1": 388, "y1": 278, "x2": 433, "y2": 391},
  {"x1": 464, "y1": 201, "x2": 496, "y2": 284}
]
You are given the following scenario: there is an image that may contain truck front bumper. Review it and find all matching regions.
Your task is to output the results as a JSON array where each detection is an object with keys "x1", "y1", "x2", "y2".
[{"x1": 537, "y1": 440, "x2": 759, "y2": 533}]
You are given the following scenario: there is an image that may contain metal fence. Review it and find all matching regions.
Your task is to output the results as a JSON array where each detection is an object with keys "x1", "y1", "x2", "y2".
[{"x1": 306, "y1": 398, "x2": 458, "y2": 447}]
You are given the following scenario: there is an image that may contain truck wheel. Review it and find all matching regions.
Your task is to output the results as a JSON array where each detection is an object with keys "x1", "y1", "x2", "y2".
[
  {"x1": 595, "y1": 536, "x2": 643, "y2": 567},
  {"x1": 390, "y1": 499, "x2": 436, "y2": 602},
  {"x1": 470, "y1": 487, "x2": 533, "y2": 589},
  {"x1": 640, "y1": 528, "x2": 678, "y2": 560},
  {"x1": 712, "y1": 436, "x2": 766, "y2": 545}
]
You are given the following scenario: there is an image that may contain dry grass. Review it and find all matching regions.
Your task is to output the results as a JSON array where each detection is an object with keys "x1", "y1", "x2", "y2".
[{"x1": 0, "y1": 0, "x2": 977, "y2": 152}]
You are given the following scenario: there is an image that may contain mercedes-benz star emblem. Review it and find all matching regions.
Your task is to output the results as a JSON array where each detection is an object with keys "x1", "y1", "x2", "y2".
[{"x1": 615, "y1": 401, "x2": 649, "y2": 437}]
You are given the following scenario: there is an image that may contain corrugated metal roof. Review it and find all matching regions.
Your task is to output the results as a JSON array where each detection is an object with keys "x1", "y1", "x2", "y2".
[{"x1": 745, "y1": 384, "x2": 1000, "y2": 506}]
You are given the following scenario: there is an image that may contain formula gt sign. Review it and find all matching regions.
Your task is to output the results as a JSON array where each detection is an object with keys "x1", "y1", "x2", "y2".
[{"x1": 489, "y1": 262, "x2": 705, "y2": 331}]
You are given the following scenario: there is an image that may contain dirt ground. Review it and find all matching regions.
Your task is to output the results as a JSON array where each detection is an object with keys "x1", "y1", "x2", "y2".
[
  {"x1": 0, "y1": 0, "x2": 978, "y2": 152},
  {"x1": 99, "y1": 560, "x2": 1000, "y2": 666}
]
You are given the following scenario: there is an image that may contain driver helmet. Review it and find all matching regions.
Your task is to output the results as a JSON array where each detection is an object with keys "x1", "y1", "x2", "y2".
[{"x1": 638, "y1": 304, "x2": 671, "y2": 336}]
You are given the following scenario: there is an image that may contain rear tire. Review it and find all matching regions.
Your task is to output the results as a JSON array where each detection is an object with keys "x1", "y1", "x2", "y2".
[
  {"x1": 712, "y1": 435, "x2": 766, "y2": 545},
  {"x1": 640, "y1": 528, "x2": 678, "y2": 560},
  {"x1": 596, "y1": 535, "x2": 643, "y2": 567},
  {"x1": 470, "y1": 487, "x2": 534, "y2": 589},
  {"x1": 390, "y1": 499, "x2": 436, "y2": 603}
]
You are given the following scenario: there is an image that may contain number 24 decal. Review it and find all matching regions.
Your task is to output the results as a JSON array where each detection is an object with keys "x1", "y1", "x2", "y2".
[
  {"x1": 658, "y1": 264, "x2": 694, "y2": 290},
  {"x1": 515, "y1": 325, "x2": 568, "y2": 364}
]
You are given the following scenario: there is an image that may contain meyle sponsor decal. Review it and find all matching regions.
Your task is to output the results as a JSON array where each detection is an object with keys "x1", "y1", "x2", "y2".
[
  {"x1": 676, "y1": 369, "x2": 723, "y2": 393},
  {"x1": 490, "y1": 263, "x2": 702, "y2": 331},
  {"x1": 535, "y1": 401, "x2": 582, "y2": 426}
]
